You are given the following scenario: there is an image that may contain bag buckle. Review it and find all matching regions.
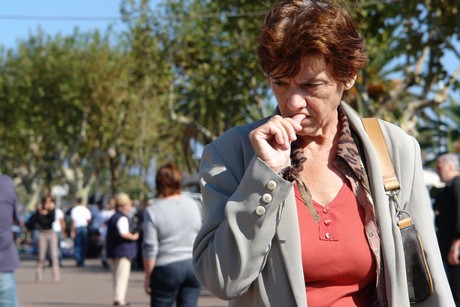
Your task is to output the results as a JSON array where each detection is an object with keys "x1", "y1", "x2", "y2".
[{"x1": 386, "y1": 189, "x2": 412, "y2": 229}]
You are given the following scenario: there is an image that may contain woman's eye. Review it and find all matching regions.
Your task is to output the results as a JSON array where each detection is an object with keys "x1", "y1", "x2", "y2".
[
  {"x1": 273, "y1": 81, "x2": 286, "y2": 86},
  {"x1": 303, "y1": 83, "x2": 321, "y2": 88}
]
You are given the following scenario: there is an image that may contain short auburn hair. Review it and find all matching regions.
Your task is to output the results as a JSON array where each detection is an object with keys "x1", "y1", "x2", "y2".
[
  {"x1": 257, "y1": 0, "x2": 368, "y2": 82},
  {"x1": 155, "y1": 163, "x2": 182, "y2": 198}
]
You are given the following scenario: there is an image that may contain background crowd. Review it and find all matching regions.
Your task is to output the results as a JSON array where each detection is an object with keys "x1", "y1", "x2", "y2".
[{"x1": 2, "y1": 162, "x2": 203, "y2": 307}]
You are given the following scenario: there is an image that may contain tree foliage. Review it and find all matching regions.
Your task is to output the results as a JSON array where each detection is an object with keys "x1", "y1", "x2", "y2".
[
  {"x1": 159, "y1": 1, "x2": 274, "y2": 140},
  {"x1": 349, "y1": 0, "x2": 459, "y2": 138},
  {"x1": 0, "y1": 0, "x2": 458, "y2": 206}
]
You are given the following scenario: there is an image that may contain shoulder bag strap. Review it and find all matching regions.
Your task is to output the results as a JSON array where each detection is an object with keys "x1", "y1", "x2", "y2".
[
  {"x1": 362, "y1": 117, "x2": 400, "y2": 191},
  {"x1": 362, "y1": 117, "x2": 411, "y2": 227}
]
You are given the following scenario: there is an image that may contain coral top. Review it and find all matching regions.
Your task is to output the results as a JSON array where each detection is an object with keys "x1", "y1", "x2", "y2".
[{"x1": 295, "y1": 182, "x2": 376, "y2": 306}]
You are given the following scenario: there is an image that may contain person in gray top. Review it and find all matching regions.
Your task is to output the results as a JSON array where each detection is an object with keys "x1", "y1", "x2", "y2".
[
  {"x1": 0, "y1": 174, "x2": 20, "y2": 307},
  {"x1": 143, "y1": 163, "x2": 202, "y2": 307}
]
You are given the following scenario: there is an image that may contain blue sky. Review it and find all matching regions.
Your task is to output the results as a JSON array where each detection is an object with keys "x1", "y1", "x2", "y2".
[{"x1": 1, "y1": 0, "x2": 124, "y2": 49}]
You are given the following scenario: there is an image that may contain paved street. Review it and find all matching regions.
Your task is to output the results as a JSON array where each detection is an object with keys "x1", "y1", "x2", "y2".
[{"x1": 16, "y1": 255, "x2": 227, "y2": 307}]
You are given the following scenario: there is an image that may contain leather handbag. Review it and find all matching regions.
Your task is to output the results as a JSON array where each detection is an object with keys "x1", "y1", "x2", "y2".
[{"x1": 362, "y1": 117, "x2": 434, "y2": 304}]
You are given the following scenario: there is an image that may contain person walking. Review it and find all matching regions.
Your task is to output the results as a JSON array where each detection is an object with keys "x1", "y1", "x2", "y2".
[
  {"x1": 47, "y1": 203, "x2": 66, "y2": 267},
  {"x1": 35, "y1": 195, "x2": 60, "y2": 282},
  {"x1": 192, "y1": 0, "x2": 454, "y2": 306},
  {"x1": 435, "y1": 153, "x2": 460, "y2": 303},
  {"x1": 25, "y1": 204, "x2": 40, "y2": 255},
  {"x1": 100, "y1": 197, "x2": 116, "y2": 268},
  {"x1": 143, "y1": 163, "x2": 202, "y2": 307},
  {"x1": 70, "y1": 197, "x2": 91, "y2": 267},
  {"x1": 0, "y1": 174, "x2": 20, "y2": 307},
  {"x1": 106, "y1": 193, "x2": 139, "y2": 306}
]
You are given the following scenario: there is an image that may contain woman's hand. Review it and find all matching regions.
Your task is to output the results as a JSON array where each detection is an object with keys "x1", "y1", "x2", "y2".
[
  {"x1": 249, "y1": 114, "x2": 304, "y2": 173},
  {"x1": 120, "y1": 231, "x2": 139, "y2": 241},
  {"x1": 144, "y1": 276, "x2": 151, "y2": 295},
  {"x1": 143, "y1": 260, "x2": 155, "y2": 295}
]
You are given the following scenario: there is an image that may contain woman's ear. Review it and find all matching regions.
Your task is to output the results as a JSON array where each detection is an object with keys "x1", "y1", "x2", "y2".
[{"x1": 344, "y1": 75, "x2": 357, "y2": 90}]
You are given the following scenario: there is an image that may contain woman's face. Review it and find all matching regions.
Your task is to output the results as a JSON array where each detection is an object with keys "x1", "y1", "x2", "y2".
[
  {"x1": 121, "y1": 201, "x2": 132, "y2": 214},
  {"x1": 270, "y1": 54, "x2": 354, "y2": 137},
  {"x1": 43, "y1": 197, "x2": 54, "y2": 209}
]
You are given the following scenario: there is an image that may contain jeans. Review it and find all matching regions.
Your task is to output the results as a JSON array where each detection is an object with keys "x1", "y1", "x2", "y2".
[
  {"x1": 74, "y1": 227, "x2": 88, "y2": 266},
  {"x1": 0, "y1": 272, "x2": 18, "y2": 307},
  {"x1": 32, "y1": 229, "x2": 39, "y2": 255},
  {"x1": 150, "y1": 259, "x2": 201, "y2": 307}
]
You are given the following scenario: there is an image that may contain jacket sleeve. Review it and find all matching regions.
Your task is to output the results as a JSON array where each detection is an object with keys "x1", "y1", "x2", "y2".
[
  {"x1": 192, "y1": 141, "x2": 293, "y2": 300},
  {"x1": 142, "y1": 208, "x2": 159, "y2": 260}
]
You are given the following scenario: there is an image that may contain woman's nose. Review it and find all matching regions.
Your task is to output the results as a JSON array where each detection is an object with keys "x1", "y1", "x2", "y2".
[{"x1": 286, "y1": 90, "x2": 307, "y2": 109}]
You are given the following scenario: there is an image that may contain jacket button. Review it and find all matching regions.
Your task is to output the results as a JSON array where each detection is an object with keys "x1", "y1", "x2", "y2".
[
  {"x1": 255, "y1": 206, "x2": 266, "y2": 216},
  {"x1": 262, "y1": 193, "x2": 272, "y2": 204},
  {"x1": 266, "y1": 180, "x2": 277, "y2": 191}
]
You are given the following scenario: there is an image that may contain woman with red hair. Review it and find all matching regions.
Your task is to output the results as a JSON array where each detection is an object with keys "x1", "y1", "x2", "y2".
[{"x1": 143, "y1": 163, "x2": 202, "y2": 307}]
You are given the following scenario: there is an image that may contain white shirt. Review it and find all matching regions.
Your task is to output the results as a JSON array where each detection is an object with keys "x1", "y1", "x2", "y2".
[
  {"x1": 52, "y1": 208, "x2": 64, "y2": 232},
  {"x1": 71, "y1": 205, "x2": 91, "y2": 227},
  {"x1": 116, "y1": 216, "x2": 129, "y2": 235},
  {"x1": 99, "y1": 209, "x2": 115, "y2": 237},
  {"x1": 101, "y1": 209, "x2": 115, "y2": 223}
]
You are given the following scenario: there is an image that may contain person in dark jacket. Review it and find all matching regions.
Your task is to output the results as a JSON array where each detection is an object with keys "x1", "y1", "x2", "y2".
[
  {"x1": 0, "y1": 174, "x2": 20, "y2": 307},
  {"x1": 435, "y1": 153, "x2": 460, "y2": 303},
  {"x1": 106, "y1": 193, "x2": 139, "y2": 306},
  {"x1": 35, "y1": 195, "x2": 60, "y2": 282}
]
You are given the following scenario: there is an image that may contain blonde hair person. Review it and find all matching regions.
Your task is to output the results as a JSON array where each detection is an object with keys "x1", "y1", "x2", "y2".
[{"x1": 106, "y1": 193, "x2": 139, "y2": 306}]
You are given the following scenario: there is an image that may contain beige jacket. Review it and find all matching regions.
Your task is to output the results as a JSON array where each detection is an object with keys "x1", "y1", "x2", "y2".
[{"x1": 193, "y1": 102, "x2": 454, "y2": 306}]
